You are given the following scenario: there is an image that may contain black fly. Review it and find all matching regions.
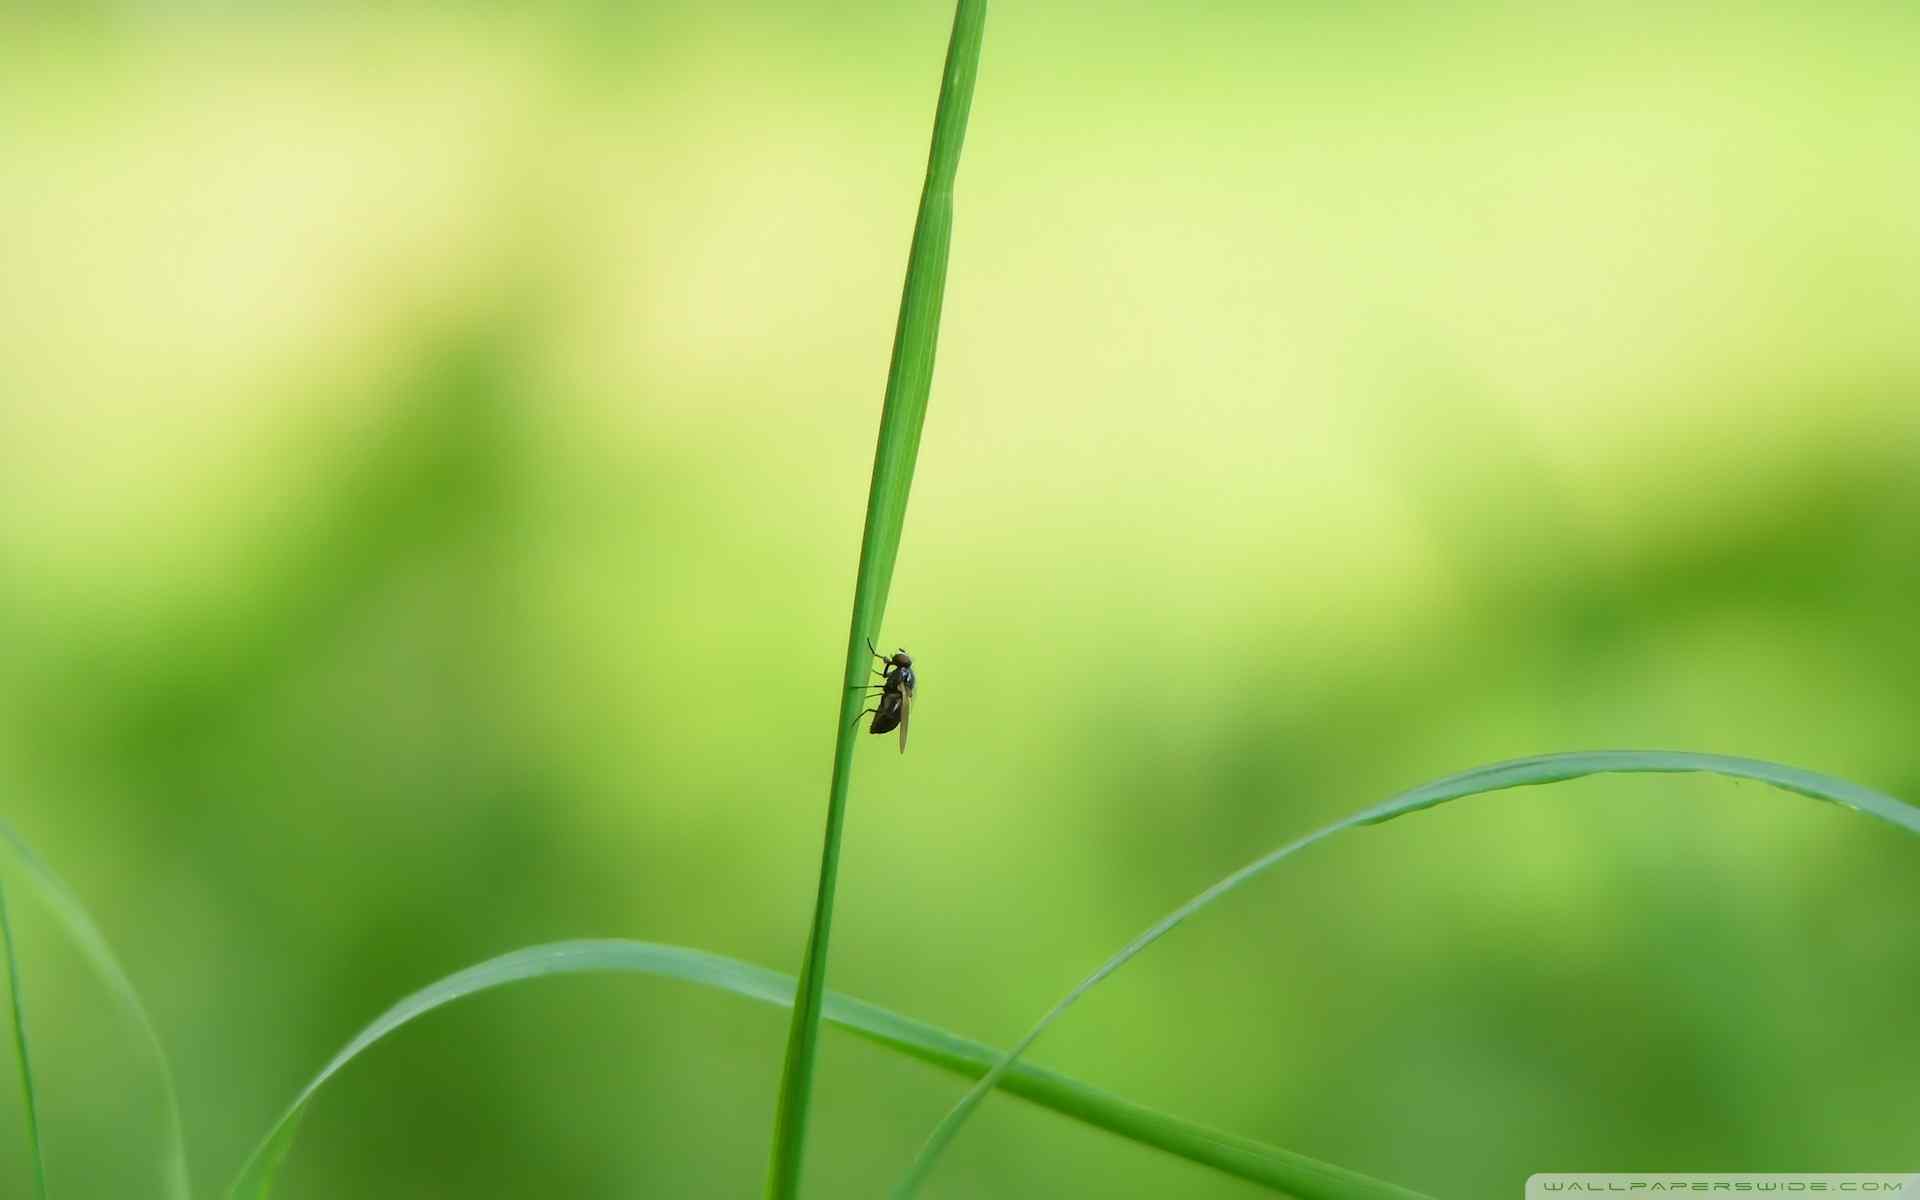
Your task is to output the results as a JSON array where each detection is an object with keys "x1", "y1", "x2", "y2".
[{"x1": 850, "y1": 638, "x2": 916, "y2": 752}]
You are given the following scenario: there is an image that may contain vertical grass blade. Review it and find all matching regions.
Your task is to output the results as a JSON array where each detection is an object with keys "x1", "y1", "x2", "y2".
[
  {"x1": 892, "y1": 751, "x2": 1920, "y2": 1197},
  {"x1": 763, "y1": 3, "x2": 988, "y2": 1199},
  {"x1": 0, "y1": 820, "x2": 192, "y2": 1200},
  {"x1": 1, "y1": 882, "x2": 48, "y2": 1200}
]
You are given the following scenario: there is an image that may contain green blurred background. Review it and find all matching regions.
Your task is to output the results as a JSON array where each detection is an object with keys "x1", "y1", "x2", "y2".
[{"x1": 2, "y1": 3, "x2": 1917, "y2": 1197}]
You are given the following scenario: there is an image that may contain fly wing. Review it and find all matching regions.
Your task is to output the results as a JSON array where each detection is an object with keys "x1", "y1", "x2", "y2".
[{"x1": 895, "y1": 682, "x2": 913, "y2": 752}]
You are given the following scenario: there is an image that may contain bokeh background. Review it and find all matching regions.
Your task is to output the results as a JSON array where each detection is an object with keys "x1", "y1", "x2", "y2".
[{"x1": 1, "y1": 3, "x2": 1917, "y2": 1197}]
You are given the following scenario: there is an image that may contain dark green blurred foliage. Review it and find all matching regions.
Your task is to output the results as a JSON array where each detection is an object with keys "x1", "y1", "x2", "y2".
[{"x1": 0, "y1": 3, "x2": 1916, "y2": 1198}]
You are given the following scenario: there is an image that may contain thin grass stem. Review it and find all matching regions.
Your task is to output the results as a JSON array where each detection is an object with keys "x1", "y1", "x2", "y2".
[
  {"x1": 0, "y1": 881, "x2": 47, "y2": 1200},
  {"x1": 763, "y1": 3, "x2": 988, "y2": 1198}
]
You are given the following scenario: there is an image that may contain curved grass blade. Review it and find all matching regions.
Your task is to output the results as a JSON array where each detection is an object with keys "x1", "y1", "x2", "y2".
[
  {"x1": 1, "y1": 882, "x2": 48, "y2": 1200},
  {"x1": 893, "y1": 751, "x2": 1920, "y2": 1198},
  {"x1": 0, "y1": 819, "x2": 191, "y2": 1200},
  {"x1": 224, "y1": 939, "x2": 1426, "y2": 1200},
  {"x1": 767, "y1": 3, "x2": 989, "y2": 1198}
]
